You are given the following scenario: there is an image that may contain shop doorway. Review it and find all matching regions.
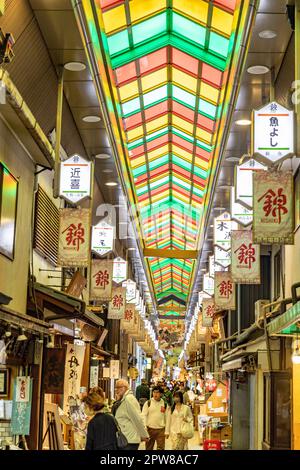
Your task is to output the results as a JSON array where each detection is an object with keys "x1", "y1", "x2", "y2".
[{"x1": 231, "y1": 377, "x2": 250, "y2": 449}]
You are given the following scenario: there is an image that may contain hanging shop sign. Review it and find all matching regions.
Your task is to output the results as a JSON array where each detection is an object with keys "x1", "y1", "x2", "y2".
[
  {"x1": 209, "y1": 255, "x2": 225, "y2": 278},
  {"x1": 63, "y1": 343, "x2": 86, "y2": 413},
  {"x1": 214, "y1": 245, "x2": 231, "y2": 268},
  {"x1": 214, "y1": 272, "x2": 236, "y2": 310},
  {"x1": 44, "y1": 348, "x2": 66, "y2": 394},
  {"x1": 121, "y1": 303, "x2": 136, "y2": 332},
  {"x1": 202, "y1": 298, "x2": 216, "y2": 327},
  {"x1": 252, "y1": 101, "x2": 294, "y2": 164},
  {"x1": 235, "y1": 159, "x2": 267, "y2": 209},
  {"x1": 108, "y1": 286, "x2": 126, "y2": 319},
  {"x1": 11, "y1": 377, "x2": 33, "y2": 436},
  {"x1": 58, "y1": 208, "x2": 90, "y2": 267},
  {"x1": 253, "y1": 170, "x2": 294, "y2": 244},
  {"x1": 231, "y1": 230, "x2": 261, "y2": 284},
  {"x1": 89, "y1": 364, "x2": 99, "y2": 389},
  {"x1": 59, "y1": 154, "x2": 92, "y2": 204},
  {"x1": 231, "y1": 187, "x2": 253, "y2": 226},
  {"x1": 90, "y1": 259, "x2": 113, "y2": 301},
  {"x1": 110, "y1": 360, "x2": 120, "y2": 379},
  {"x1": 113, "y1": 257, "x2": 127, "y2": 284},
  {"x1": 123, "y1": 279, "x2": 137, "y2": 303},
  {"x1": 198, "y1": 290, "x2": 211, "y2": 306},
  {"x1": 91, "y1": 221, "x2": 114, "y2": 257},
  {"x1": 203, "y1": 272, "x2": 214, "y2": 297},
  {"x1": 214, "y1": 212, "x2": 237, "y2": 251}
]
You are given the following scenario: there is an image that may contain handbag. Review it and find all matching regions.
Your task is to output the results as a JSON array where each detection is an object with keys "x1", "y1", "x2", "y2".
[
  {"x1": 181, "y1": 407, "x2": 194, "y2": 439},
  {"x1": 111, "y1": 415, "x2": 128, "y2": 449}
]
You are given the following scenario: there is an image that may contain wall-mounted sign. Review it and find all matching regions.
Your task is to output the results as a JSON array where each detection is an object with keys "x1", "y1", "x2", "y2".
[
  {"x1": 58, "y1": 208, "x2": 90, "y2": 267},
  {"x1": 235, "y1": 159, "x2": 267, "y2": 209},
  {"x1": 203, "y1": 272, "x2": 214, "y2": 297},
  {"x1": 214, "y1": 212, "x2": 237, "y2": 251},
  {"x1": 231, "y1": 230, "x2": 260, "y2": 284},
  {"x1": 214, "y1": 272, "x2": 236, "y2": 310},
  {"x1": 91, "y1": 221, "x2": 114, "y2": 257},
  {"x1": 253, "y1": 170, "x2": 294, "y2": 244},
  {"x1": 59, "y1": 154, "x2": 92, "y2": 204},
  {"x1": 113, "y1": 257, "x2": 127, "y2": 284},
  {"x1": 202, "y1": 298, "x2": 216, "y2": 327},
  {"x1": 214, "y1": 245, "x2": 231, "y2": 268},
  {"x1": 110, "y1": 360, "x2": 120, "y2": 379},
  {"x1": 108, "y1": 287, "x2": 126, "y2": 319},
  {"x1": 90, "y1": 259, "x2": 113, "y2": 301},
  {"x1": 231, "y1": 187, "x2": 253, "y2": 226},
  {"x1": 11, "y1": 378, "x2": 33, "y2": 436},
  {"x1": 252, "y1": 101, "x2": 294, "y2": 164}
]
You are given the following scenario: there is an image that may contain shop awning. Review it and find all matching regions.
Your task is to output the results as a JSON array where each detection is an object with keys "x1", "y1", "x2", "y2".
[
  {"x1": 0, "y1": 305, "x2": 50, "y2": 335},
  {"x1": 267, "y1": 300, "x2": 300, "y2": 336}
]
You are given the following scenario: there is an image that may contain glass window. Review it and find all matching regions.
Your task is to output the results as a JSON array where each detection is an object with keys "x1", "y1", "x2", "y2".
[
  {"x1": 0, "y1": 163, "x2": 18, "y2": 260},
  {"x1": 132, "y1": 12, "x2": 167, "y2": 45}
]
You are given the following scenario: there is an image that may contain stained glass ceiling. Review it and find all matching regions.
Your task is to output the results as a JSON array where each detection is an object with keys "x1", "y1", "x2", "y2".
[{"x1": 80, "y1": 0, "x2": 250, "y2": 314}]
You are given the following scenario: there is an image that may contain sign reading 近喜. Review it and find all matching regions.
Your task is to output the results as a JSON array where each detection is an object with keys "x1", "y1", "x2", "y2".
[
  {"x1": 252, "y1": 101, "x2": 294, "y2": 164},
  {"x1": 59, "y1": 154, "x2": 92, "y2": 204}
]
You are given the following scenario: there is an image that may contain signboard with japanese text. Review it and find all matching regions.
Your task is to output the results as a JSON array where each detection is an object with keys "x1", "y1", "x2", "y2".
[
  {"x1": 90, "y1": 259, "x2": 113, "y2": 301},
  {"x1": 202, "y1": 298, "x2": 216, "y2": 327},
  {"x1": 214, "y1": 212, "x2": 237, "y2": 251},
  {"x1": 58, "y1": 209, "x2": 90, "y2": 267},
  {"x1": 198, "y1": 290, "x2": 212, "y2": 306},
  {"x1": 209, "y1": 255, "x2": 225, "y2": 278},
  {"x1": 214, "y1": 272, "x2": 236, "y2": 310},
  {"x1": 63, "y1": 343, "x2": 86, "y2": 413},
  {"x1": 110, "y1": 360, "x2": 120, "y2": 379},
  {"x1": 59, "y1": 154, "x2": 92, "y2": 204},
  {"x1": 214, "y1": 245, "x2": 231, "y2": 268},
  {"x1": 108, "y1": 286, "x2": 126, "y2": 319},
  {"x1": 231, "y1": 187, "x2": 253, "y2": 226},
  {"x1": 91, "y1": 221, "x2": 114, "y2": 257},
  {"x1": 11, "y1": 378, "x2": 33, "y2": 435},
  {"x1": 89, "y1": 365, "x2": 99, "y2": 389},
  {"x1": 252, "y1": 101, "x2": 294, "y2": 164},
  {"x1": 253, "y1": 170, "x2": 294, "y2": 244},
  {"x1": 121, "y1": 303, "x2": 136, "y2": 331},
  {"x1": 203, "y1": 272, "x2": 214, "y2": 297},
  {"x1": 231, "y1": 230, "x2": 261, "y2": 284},
  {"x1": 113, "y1": 257, "x2": 127, "y2": 284},
  {"x1": 235, "y1": 159, "x2": 267, "y2": 209},
  {"x1": 122, "y1": 279, "x2": 137, "y2": 303}
]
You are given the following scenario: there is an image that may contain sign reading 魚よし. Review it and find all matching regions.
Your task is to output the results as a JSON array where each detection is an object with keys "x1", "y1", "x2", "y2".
[
  {"x1": 253, "y1": 170, "x2": 294, "y2": 244},
  {"x1": 231, "y1": 230, "x2": 260, "y2": 284}
]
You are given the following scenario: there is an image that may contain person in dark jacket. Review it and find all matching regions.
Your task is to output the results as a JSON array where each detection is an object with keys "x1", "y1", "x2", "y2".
[
  {"x1": 135, "y1": 378, "x2": 150, "y2": 410},
  {"x1": 83, "y1": 387, "x2": 118, "y2": 450}
]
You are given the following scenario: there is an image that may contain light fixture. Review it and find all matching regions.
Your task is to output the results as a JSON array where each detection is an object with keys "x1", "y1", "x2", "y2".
[
  {"x1": 95, "y1": 153, "x2": 111, "y2": 160},
  {"x1": 259, "y1": 30, "x2": 277, "y2": 39},
  {"x1": 17, "y1": 328, "x2": 27, "y2": 342},
  {"x1": 105, "y1": 181, "x2": 118, "y2": 187},
  {"x1": 235, "y1": 119, "x2": 252, "y2": 126},
  {"x1": 64, "y1": 62, "x2": 86, "y2": 72},
  {"x1": 292, "y1": 348, "x2": 300, "y2": 365},
  {"x1": 247, "y1": 65, "x2": 270, "y2": 75},
  {"x1": 213, "y1": 206, "x2": 226, "y2": 211},
  {"x1": 82, "y1": 115, "x2": 101, "y2": 123},
  {"x1": 127, "y1": 247, "x2": 135, "y2": 251},
  {"x1": 46, "y1": 335, "x2": 55, "y2": 349},
  {"x1": 226, "y1": 156, "x2": 240, "y2": 162},
  {"x1": 5, "y1": 325, "x2": 11, "y2": 337},
  {"x1": 102, "y1": 168, "x2": 113, "y2": 173},
  {"x1": 37, "y1": 334, "x2": 44, "y2": 344}
]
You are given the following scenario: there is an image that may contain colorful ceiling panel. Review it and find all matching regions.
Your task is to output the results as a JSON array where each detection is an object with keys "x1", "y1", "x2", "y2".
[{"x1": 81, "y1": 0, "x2": 250, "y2": 312}]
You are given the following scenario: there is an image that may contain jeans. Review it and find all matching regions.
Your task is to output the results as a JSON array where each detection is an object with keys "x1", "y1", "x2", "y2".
[{"x1": 123, "y1": 443, "x2": 139, "y2": 450}]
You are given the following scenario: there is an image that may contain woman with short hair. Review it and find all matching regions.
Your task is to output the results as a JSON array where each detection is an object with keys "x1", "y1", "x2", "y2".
[{"x1": 83, "y1": 387, "x2": 118, "y2": 450}]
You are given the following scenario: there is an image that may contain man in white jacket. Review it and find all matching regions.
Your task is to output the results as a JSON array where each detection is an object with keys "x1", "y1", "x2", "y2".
[
  {"x1": 142, "y1": 386, "x2": 169, "y2": 450},
  {"x1": 113, "y1": 379, "x2": 149, "y2": 450}
]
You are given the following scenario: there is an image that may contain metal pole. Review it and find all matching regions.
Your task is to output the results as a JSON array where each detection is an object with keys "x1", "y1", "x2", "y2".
[
  {"x1": 228, "y1": 309, "x2": 232, "y2": 350},
  {"x1": 296, "y1": 0, "x2": 300, "y2": 158},
  {"x1": 53, "y1": 66, "x2": 64, "y2": 198},
  {"x1": 237, "y1": 285, "x2": 241, "y2": 336}
]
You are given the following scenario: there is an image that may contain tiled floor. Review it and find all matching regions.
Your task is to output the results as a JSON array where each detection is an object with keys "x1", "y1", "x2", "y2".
[{"x1": 139, "y1": 430, "x2": 202, "y2": 451}]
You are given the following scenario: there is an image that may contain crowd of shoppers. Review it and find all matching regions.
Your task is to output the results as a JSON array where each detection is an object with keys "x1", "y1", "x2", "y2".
[{"x1": 82, "y1": 378, "x2": 197, "y2": 451}]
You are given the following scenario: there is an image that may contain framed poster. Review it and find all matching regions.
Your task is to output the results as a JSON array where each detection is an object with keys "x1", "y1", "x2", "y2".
[
  {"x1": 0, "y1": 162, "x2": 18, "y2": 260},
  {"x1": 0, "y1": 368, "x2": 9, "y2": 397}
]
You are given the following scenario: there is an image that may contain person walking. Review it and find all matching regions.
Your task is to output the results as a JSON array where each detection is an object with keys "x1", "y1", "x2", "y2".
[
  {"x1": 165, "y1": 391, "x2": 194, "y2": 450},
  {"x1": 135, "y1": 378, "x2": 150, "y2": 410},
  {"x1": 161, "y1": 382, "x2": 174, "y2": 408},
  {"x1": 142, "y1": 386, "x2": 169, "y2": 450},
  {"x1": 112, "y1": 379, "x2": 149, "y2": 450},
  {"x1": 83, "y1": 387, "x2": 118, "y2": 450}
]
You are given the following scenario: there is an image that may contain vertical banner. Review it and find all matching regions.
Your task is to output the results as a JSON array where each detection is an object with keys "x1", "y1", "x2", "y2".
[
  {"x1": 110, "y1": 360, "x2": 120, "y2": 379},
  {"x1": 214, "y1": 211, "x2": 237, "y2": 251},
  {"x1": 214, "y1": 272, "x2": 236, "y2": 310},
  {"x1": 58, "y1": 208, "x2": 90, "y2": 267},
  {"x1": 108, "y1": 287, "x2": 126, "y2": 319},
  {"x1": 90, "y1": 259, "x2": 113, "y2": 301},
  {"x1": 121, "y1": 304, "x2": 136, "y2": 331},
  {"x1": 89, "y1": 364, "x2": 99, "y2": 389},
  {"x1": 63, "y1": 343, "x2": 86, "y2": 413},
  {"x1": 124, "y1": 280, "x2": 137, "y2": 302},
  {"x1": 231, "y1": 230, "x2": 261, "y2": 284},
  {"x1": 11, "y1": 378, "x2": 33, "y2": 435},
  {"x1": 203, "y1": 272, "x2": 214, "y2": 297},
  {"x1": 91, "y1": 221, "x2": 114, "y2": 256},
  {"x1": 214, "y1": 245, "x2": 231, "y2": 268},
  {"x1": 113, "y1": 257, "x2": 127, "y2": 284},
  {"x1": 202, "y1": 298, "x2": 216, "y2": 327},
  {"x1": 44, "y1": 348, "x2": 66, "y2": 394},
  {"x1": 253, "y1": 170, "x2": 294, "y2": 244}
]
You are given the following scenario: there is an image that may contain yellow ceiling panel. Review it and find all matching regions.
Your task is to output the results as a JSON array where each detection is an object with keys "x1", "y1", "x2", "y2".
[
  {"x1": 200, "y1": 82, "x2": 219, "y2": 104},
  {"x1": 146, "y1": 115, "x2": 169, "y2": 133},
  {"x1": 172, "y1": 115, "x2": 194, "y2": 135},
  {"x1": 173, "y1": 68, "x2": 197, "y2": 93},
  {"x1": 102, "y1": 4, "x2": 127, "y2": 33},
  {"x1": 211, "y1": 7, "x2": 234, "y2": 37},
  {"x1": 126, "y1": 125, "x2": 144, "y2": 142},
  {"x1": 130, "y1": 0, "x2": 166, "y2": 23},
  {"x1": 118, "y1": 80, "x2": 139, "y2": 102},
  {"x1": 141, "y1": 67, "x2": 168, "y2": 93},
  {"x1": 173, "y1": 0, "x2": 208, "y2": 25}
]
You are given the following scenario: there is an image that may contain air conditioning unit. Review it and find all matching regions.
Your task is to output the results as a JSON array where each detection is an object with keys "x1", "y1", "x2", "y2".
[{"x1": 255, "y1": 299, "x2": 270, "y2": 322}]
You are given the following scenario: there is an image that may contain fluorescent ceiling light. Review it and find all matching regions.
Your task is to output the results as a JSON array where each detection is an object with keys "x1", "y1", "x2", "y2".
[
  {"x1": 235, "y1": 119, "x2": 251, "y2": 126},
  {"x1": 105, "y1": 181, "x2": 118, "y2": 187},
  {"x1": 95, "y1": 153, "x2": 111, "y2": 160},
  {"x1": 259, "y1": 30, "x2": 277, "y2": 39},
  {"x1": 82, "y1": 115, "x2": 101, "y2": 123},
  {"x1": 64, "y1": 62, "x2": 86, "y2": 71},
  {"x1": 247, "y1": 65, "x2": 269, "y2": 75}
]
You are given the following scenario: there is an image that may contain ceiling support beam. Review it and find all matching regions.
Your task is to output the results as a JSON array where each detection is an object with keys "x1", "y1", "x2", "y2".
[{"x1": 144, "y1": 249, "x2": 198, "y2": 259}]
